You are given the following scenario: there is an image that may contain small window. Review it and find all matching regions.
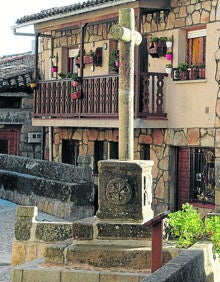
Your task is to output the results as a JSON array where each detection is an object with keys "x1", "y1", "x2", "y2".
[
  {"x1": 62, "y1": 139, "x2": 79, "y2": 165},
  {"x1": 0, "y1": 97, "x2": 21, "y2": 108},
  {"x1": 93, "y1": 141, "x2": 118, "y2": 173},
  {"x1": 190, "y1": 148, "x2": 215, "y2": 204},
  {"x1": 0, "y1": 140, "x2": 8, "y2": 154},
  {"x1": 140, "y1": 144, "x2": 150, "y2": 160},
  {"x1": 68, "y1": 48, "x2": 79, "y2": 73}
]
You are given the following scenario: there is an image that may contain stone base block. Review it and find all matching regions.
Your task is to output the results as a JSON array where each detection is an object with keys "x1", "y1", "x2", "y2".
[{"x1": 44, "y1": 241, "x2": 181, "y2": 274}]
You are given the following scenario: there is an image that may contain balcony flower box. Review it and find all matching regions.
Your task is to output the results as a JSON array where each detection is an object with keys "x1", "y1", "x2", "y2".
[{"x1": 71, "y1": 91, "x2": 81, "y2": 100}]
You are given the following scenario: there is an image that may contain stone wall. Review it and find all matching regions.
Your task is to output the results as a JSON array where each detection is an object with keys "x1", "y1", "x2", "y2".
[
  {"x1": 48, "y1": 127, "x2": 216, "y2": 216},
  {"x1": 0, "y1": 154, "x2": 96, "y2": 220},
  {"x1": 143, "y1": 242, "x2": 215, "y2": 282},
  {"x1": 11, "y1": 206, "x2": 73, "y2": 267}
]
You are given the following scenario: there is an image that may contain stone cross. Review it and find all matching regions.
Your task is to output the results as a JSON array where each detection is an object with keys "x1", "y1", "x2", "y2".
[{"x1": 110, "y1": 8, "x2": 142, "y2": 161}]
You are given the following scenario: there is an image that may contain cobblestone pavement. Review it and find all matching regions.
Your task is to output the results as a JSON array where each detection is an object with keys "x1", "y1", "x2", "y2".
[
  {"x1": 0, "y1": 199, "x2": 16, "y2": 282},
  {"x1": 0, "y1": 199, "x2": 70, "y2": 282}
]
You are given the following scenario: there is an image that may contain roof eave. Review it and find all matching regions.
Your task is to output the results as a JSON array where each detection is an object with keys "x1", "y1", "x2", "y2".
[{"x1": 12, "y1": 0, "x2": 137, "y2": 30}]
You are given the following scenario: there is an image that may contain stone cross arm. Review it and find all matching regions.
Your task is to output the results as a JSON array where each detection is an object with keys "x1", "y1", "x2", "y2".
[{"x1": 110, "y1": 24, "x2": 142, "y2": 46}]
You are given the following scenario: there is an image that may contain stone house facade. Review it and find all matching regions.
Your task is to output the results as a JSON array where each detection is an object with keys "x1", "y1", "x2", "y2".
[
  {"x1": 0, "y1": 53, "x2": 42, "y2": 159},
  {"x1": 13, "y1": 0, "x2": 220, "y2": 215}
]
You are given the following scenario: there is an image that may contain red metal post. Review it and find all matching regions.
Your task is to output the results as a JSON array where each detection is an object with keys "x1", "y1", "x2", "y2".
[
  {"x1": 145, "y1": 211, "x2": 170, "y2": 273},
  {"x1": 151, "y1": 220, "x2": 163, "y2": 272}
]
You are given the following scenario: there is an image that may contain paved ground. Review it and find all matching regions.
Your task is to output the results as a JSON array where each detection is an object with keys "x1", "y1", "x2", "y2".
[{"x1": 0, "y1": 199, "x2": 70, "y2": 282}]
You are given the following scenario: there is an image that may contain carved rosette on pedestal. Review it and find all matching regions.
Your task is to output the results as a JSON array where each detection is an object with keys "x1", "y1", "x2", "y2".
[{"x1": 96, "y1": 160, "x2": 154, "y2": 223}]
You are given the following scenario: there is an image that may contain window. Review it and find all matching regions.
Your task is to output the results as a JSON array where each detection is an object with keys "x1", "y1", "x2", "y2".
[
  {"x1": 140, "y1": 144, "x2": 150, "y2": 160},
  {"x1": 0, "y1": 140, "x2": 8, "y2": 154},
  {"x1": 68, "y1": 48, "x2": 79, "y2": 73},
  {"x1": 173, "y1": 28, "x2": 206, "y2": 81},
  {"x1": 186, "y1": 29, "x2": 206, "y2": 67},
  {"x1": 93, "y1": 141, "x2": 118, "y2": 173},
  {"x1": 62, "y1": 139, "x2": 79, "y2": 165},
  {"x1": 0, "y1": 97, "x2": 21, "y2": 108},
  {"x1": 190, "y1": 148, "x2": 215, "y2": 204}
]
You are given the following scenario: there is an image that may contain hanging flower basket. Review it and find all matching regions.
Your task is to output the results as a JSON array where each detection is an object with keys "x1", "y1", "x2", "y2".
[
  {"x1": 72, "y1": 80, "x2": 80, "y2": 87},
  {"x1": 71, "y1": 91, "x2": 81, "y2": 100}
]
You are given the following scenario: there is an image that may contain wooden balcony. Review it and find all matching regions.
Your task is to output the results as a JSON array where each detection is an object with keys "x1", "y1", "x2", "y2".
[{"x1": 33, "y1": 73, "x2": 168, "y2": 120}]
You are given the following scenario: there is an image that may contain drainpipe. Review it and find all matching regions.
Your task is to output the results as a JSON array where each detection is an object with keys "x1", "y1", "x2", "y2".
[
  {"x1": 13, "y1": 29, "x2": 53, "y2": 161},
  {"x1": 79, "y1": 24, "x2": 87, "y2": 78},
  {"x1": 134, "y1": 8, "x2": 141, "y2": 120}
]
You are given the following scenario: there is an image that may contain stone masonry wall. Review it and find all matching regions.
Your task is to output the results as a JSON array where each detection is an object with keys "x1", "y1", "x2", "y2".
[
  {"x1": 49, "y1": 127, "x2": 217, "y2": 216},
  {"x1": 0, "y1": 154, "x2": 95, "y2": 220},
  {"x1": 11, "y1": 206, "x2": 73, "y2": 267}
]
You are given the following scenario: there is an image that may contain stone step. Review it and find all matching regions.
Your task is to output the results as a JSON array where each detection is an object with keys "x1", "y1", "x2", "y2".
[
  {"x1": 12, "y1": 258, "x2": 149, "y2": 282},
  {"x1": 44, "y1": 240, "x2": 181, "y2": 273}
]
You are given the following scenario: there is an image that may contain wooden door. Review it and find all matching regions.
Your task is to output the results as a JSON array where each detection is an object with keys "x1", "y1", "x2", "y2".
[{"x1": 177, "y1": 148, "x2": 190, "y2": 210}]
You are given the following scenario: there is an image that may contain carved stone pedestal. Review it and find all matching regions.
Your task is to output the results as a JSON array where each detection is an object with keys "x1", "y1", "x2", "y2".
[{"x1": 96, "y1": 160, "x2": 154, "y2": 223}]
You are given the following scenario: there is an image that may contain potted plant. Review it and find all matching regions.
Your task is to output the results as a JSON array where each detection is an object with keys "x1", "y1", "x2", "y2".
[
  {"x1": 51, "y1": 66, "x2": 58, "y2": 73},
  {"x1": 166, "y1": 37, "x2": 172, "y2": 48},
  {"x1": 165, "y1": 64, "x2": 172, "y2": 74},
  {"x1": 29, "y1": 81, "x2": 37, "y2": 89},
  {"x1": 150, "y1": 36, "x2": 159, "y2": 47},
  {"x1": 50, "y1": 55, "x2": 57, "y2": 65},
  {"x1": 178, "y1": 63, "x2": 188, "y2": 79},
  {"x1": 109, "y1": 49, "x2": 119, "y2": 72},
  {"x1": 71, "y1": 86, "x2": 81, "y2": 100},
  {"x1": 166, "y1": 51, "x2": 173, "y2": 60},
  {"x1": 84, "y1": 50, "x2": 94, "y2": 64}
]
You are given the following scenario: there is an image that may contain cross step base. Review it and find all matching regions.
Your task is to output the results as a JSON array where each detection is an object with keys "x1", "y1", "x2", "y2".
[{"x1": 12, "y1": 258, "x2": 149, "y2": 282}]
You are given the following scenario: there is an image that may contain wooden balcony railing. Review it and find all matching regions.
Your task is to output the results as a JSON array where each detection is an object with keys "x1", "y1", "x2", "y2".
[{"x1": 33, "y1": 73, "x2": 167, "y2": 119}]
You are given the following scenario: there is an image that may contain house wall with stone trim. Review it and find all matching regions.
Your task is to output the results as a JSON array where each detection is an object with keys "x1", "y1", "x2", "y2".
[
  {"x1": 47, "y1": 126, "x2": 215, "y2": 215},
  {"x1": 37, "y1": 0, "x2": 220, "y2": 215}
]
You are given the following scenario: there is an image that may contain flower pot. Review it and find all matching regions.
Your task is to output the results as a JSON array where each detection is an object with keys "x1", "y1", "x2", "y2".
[
  {"x1": 115, "y1": 61, "x2": 120, "y2": 67},
  {"x1": 29, "y1": 82, "x2": 37, "y2": 89},
  {"x1": 166, "y1": 53, "x2": 173, "y2": 60},
  {"x1": 71, "y1": 91, "x2": 81, "y2": 100},
  {"x1": 72, "y1": 80, "x2": 80, "y2": 87},
  {"x1": 52, "y1": 66, "x2": 58, "y2": 72},
  {"x1": 166, "y1": 67, "x2": 172, "y2": 74},
  {"x1": 166, "y1": 41, "x2": 172, "y2": 48}
]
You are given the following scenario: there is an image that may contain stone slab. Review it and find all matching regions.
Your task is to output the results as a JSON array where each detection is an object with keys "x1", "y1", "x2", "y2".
[{"x1": 12, "y1": 258, "x2": 149, "y2": 282}]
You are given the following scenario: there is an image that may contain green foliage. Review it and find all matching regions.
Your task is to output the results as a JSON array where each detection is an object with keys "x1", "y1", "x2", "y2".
[
  {"x1": 166, "y1": 203, "x2": 220, "y2": 256},
  {"x1": 109, "y1": 49, "x2": 119, "y2": 69},
  {"x1": 166, "y1": 203, "x2": 204, "y2": 248},
  {"x1": 178, "y1": 63, "x2": 187, "y2": 70},
  {"x1": 151, "y1": 36, "x2": 159, "y2": 43},
  {"x1": 58, "y1": 72, "x2": 82, "y2": 82},
  {"x1": 205, "y1": 216, "x2": 220, "y2": 255}
]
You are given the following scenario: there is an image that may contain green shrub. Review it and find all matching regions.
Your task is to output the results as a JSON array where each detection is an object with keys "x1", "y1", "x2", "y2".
[
  {"x1": 166, "y1": 203, "x2": 220, "y2": 256},
  {"x1": 166, "y1": 203, "x2": 204, "y2": 248},
  {"x1": 205, "y1": 216, "x2": 220, "y2": 255}
]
